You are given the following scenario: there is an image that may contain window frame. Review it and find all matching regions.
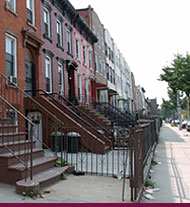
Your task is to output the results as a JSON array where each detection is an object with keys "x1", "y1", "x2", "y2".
[
  {"x1": 45, "y1": 56, "x2": 52, "y2": 93},
  {"x1": 67, "y1": 29, "x2": 72, "y2": 55},
  {"x1": 44, "y1": 7, "x2": 51, "y2": 38},
  {"x1": 83, "y1": 44, "x2": 87, "y2": 66},
  {"x1": 58, "y1": 63, "x2": 64, "y2": 96},
  {"x1": 76, "y1": 38, "x2": 80, "y2": 61},
  {"x1": 6, "y1": 33, "x2": 17, "y2": 78},
  {"x1": 85, "y1": 78, "x2": 89, "y2": 104},
  {"x1": 56, "y1": 19, "x2": 63, "y2": 47},
  {"x1": 27, "y1": 0, "x2": 35, "y2": 26},
  {"x1": 77, "y1": 74, "x2": 82, "y2": 102},
  {"x1": 88, "y1": 49, "x2": 92, "y2": 68},
  {"x1": 99, "y1": 56, "x2": 102, "y2": 74}
]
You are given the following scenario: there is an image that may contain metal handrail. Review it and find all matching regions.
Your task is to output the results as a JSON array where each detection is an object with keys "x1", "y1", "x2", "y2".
[
  {"x1": 0, "y1": 73, "x2": 66, "y2": 131},
  {"x1": 0, "y1": 95, "x2": 34, "y2": 126},
  {"x1": 0, "y1": 95, "x2": 34, "y2": 180},
  {"x1": 51, "y1": 92, "x2": 111, "y2": 136},
  {"x1": 95, "y1": 102, "x2": 136, "y2": 126},
  {"x1": 29, "y1": 89, "x2": 112, "y2": 141}
]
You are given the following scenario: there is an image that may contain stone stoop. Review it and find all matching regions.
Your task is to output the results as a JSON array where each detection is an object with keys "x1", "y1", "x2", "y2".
[
  {"x1": 0, "y1": 119, "x2": 74, "y2": 194},
  {"x1": 16, "y1": 165, "x2": 74, "y2": 194}
]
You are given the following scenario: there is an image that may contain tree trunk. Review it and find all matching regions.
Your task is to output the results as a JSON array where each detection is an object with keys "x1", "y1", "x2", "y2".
[{"x1": 188, "y1": 96, "x2": 190, "y2": 118}]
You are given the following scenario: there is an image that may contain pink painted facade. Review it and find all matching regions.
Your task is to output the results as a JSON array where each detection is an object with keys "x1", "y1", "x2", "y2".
[
  {"x1": 39, "y1": 0, "x2": 97, "y2": 105},
  {"x1": 73, "y1": 27, "x2": 96, "y2": 105}
]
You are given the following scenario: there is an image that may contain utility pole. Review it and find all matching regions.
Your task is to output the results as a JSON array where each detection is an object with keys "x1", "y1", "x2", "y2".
[{"x1": 177, "y1": 90, "x2": 182, "y2": 130}]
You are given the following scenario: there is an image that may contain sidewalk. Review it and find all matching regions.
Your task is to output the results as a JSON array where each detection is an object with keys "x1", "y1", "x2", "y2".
[{"x1": 140, "y1": 123, "x2": 190, "y2": 203}]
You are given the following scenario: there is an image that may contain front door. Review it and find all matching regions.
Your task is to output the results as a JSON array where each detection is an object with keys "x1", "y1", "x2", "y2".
[
  {"x1": 68, "y1": 69, "x2": 76, "y2": 103},
  {"x1": 25, "y1": 60, "x2": 36, "y2": 96}
]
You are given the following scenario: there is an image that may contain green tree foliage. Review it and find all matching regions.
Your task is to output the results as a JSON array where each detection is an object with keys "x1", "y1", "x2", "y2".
[
  {"x1": 160, "y1": 99, "x2": 176, "y2": 119},
  {"x1": 160, "y1": 53, "x2": 190, "y2": 117}
]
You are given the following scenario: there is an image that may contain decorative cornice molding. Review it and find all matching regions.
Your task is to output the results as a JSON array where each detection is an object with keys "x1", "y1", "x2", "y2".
[{"x1": 43, "y1": 49, "x2": 55, "y2": 58}]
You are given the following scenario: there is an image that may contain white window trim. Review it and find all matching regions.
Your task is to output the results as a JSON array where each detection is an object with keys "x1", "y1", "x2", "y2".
[
  {"x1": 27, "y1": 0, "x2": 35, "y2": 26},
  {"x1": 78, "y1": 75, "x2": 82, "y2": 102},
  {"x1": 99, "y1": 56, "x2": 102, "y2": 74},
  {"x1": 67, "y1": 30, "x2": 72, "y2": 54},
  {"x1": 44, "y1": 7, "x2": 51, "y2": 38},
  {"x1": 56, "y1": 19, "x2": 63, "y2": 47},
  {"x1": 6, "y1": 33, "x2": 17, "y2": 78},
  {"x1": 76, "y1": 38, "x2": 81, "y2": 61},
  {"x1": 45, "y1": 56, "x2": 52, "y2": 93},
  {"x1": 85, "y1": 78, "x2": 89, "y2": 104},
  {"x1": 58, "y1": 63, "x2": 64, "y2": 95},
  {"x1": 83, "y1": 45, "x2": 87, "y2": 66}
]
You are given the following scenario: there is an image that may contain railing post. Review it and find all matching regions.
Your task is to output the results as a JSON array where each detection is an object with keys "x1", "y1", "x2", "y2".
[{"x1": 30, "y1": 124, "x2": 33, "y2": 180}]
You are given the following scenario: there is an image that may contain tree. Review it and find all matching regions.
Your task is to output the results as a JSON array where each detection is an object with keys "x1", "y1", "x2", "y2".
[
  {"x1": 160, "y1": 53, "x2": 190, "y2": 117},
  {"x1": 160, "y1": 98, "x2": 176, "y2": 119}
]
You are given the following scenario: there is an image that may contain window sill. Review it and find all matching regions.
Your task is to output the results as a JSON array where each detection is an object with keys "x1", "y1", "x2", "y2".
[
  {"x1": 57, "y1": 44, "x2": 64, "y2": 52},
  {"x1": 27, "y1": 22, "x2": 38, "y2": 31},
  {"x1": 5, "y1": 6, "x2": 18, "y2": 17},
  {"x1": 43, "y1": 34, "x2": 53, "y2": 43}
]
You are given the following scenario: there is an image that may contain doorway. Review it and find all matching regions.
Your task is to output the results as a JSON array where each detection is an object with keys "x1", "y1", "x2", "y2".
[{"x1": 25, "y1": 48, "x2": 36, "y2": 96}]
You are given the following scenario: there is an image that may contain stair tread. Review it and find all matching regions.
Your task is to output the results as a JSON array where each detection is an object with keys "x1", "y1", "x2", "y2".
[
  {"x1": 8, "y1": 156, "x2": 57, "y2": 170},
  {"x1": 16, "y1": 166, "x2": 70, "y2": 186},
  {"x1": 0, "y1": 132, "x2": 26, "y2": 136},
  {"x1": 0, "y1": 148, "x2": 43, "y2": 158},
  {"x1": 0, "y1": 139, "x2": 35, "y2": 146}
]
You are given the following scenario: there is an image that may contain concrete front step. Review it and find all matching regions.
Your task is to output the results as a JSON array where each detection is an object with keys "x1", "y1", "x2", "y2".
[
  {"x1": 16, "y1": 165, "x2": 74, "y2": 194},
  {"x1": 0, "y1": 125, "x2": 17, "y2": 133},
  {"x1": 0, "y1": 140, "x2": 36, "y2": 154},
  {"x1": 0, "y1": 132, "x2": 26, "y2": 142},
  {"x1": 0, "y1": 148, "x2": 44, "y2": 166},
  {"x1": 8, "y1": 156, "x2": 56, "y2": 174},
  {"x1": 0, "y1": 118, "x2": 11, "y2": 125}
]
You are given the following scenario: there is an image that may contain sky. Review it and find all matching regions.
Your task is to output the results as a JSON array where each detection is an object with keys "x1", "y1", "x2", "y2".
[{"x1": 70, "y1": 0, "x2": 190, "y2": 106}]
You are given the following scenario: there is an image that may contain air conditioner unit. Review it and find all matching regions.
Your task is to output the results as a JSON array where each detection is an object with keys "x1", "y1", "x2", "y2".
[
  {"x1": 5, "y1": 0, "x2": 14, "y2": 11},
  {"x1": 8, "y1": 76, "x2": 17, "y2": 85}
]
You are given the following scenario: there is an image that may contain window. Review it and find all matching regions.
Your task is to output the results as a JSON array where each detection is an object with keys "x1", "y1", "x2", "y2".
[
  {"x1": 110, "y1": 67, "x2": 112, "y2": 83},
  {"x1": 83, "y1": 45, "x2": 87, "y2": 65},
  {"x1": 105, "y1": 43, "x2": 107, "y2": 56},
  {"x1": 76, "y1": 39, "x2": 80, "y2": 61},
  {"x1": 98, "y1": 36, "x2": 101, "y2": 49},
  {"x1": 45, "y1": 56, "x2": 52, "y2": 93},
  {"x1": 113, "y1": 70, "x2": 115, "y2": 85},
  {"x1": 89, "y1": 50, "x2": 92, "y2": 68},
  {"x1": 27, "y1": 0, "x2": 35, "y2": 25},
  {"x1": 56, "y1": 20, "x2": 62, "y2": 47},
  {"x1": 99, "y1": 56, "x2": 102, "y2": 74},
  {"x1": 102, "y1": 39, "x2": 104, "y2": 53},
  {"x1": 106, "y1": 64, "x2": 109, "y2": 80},
  {"x1": 58, "y1": 63, "x2": 64, "y2": 95},
  {"x1": 85, "y1": 79, "x2": 88, "y2": 104},
  {"x1": 77, "y1": 75, "x2": 82, "y2": 102},
  {"x1": 6, "y1": 34, "x2": 17, "y2": 79},
  {"x1": 67, "y1": 30, "x2": 72, "y2": 54},
  {"x1": 95, "y1": 54, "x2": 98, "y2": 72},
  {"x1": 103, "y1": 61, "x2": 106, "y2": 77},
  {"x1": 6, "y1": 0, "x2": 16, "y2": 12},
  {"x1": 44, "y1": 8, "x2": 51, "y2": 38}
]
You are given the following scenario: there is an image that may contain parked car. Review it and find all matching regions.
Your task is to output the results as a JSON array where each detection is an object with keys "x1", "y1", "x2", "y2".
[
  {"x1": 186, "y1": 121, "x2": 190, "y2": 131},
  {"x1": 182, "y1": 120, "x2": 188, "y2": 129}
]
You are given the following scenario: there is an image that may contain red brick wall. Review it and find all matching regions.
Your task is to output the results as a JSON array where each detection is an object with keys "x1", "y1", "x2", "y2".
[{"x1": 0, "y1": 0, "x2": 42, "y2": 90}]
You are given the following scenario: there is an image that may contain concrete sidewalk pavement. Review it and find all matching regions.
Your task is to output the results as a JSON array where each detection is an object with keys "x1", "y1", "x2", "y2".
[
  {"x1": 0, "y1": 173, "x2": 131, "y2": 203},
  {"x1": 141, "y1": 123, "x2": 190, "y2": 203}
]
